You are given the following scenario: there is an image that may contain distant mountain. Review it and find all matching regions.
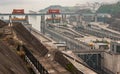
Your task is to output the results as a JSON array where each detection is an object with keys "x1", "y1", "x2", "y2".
[
  {"x1": 39, "y1": 5, "x2": 91, "y2": 13},
  {"x1": 97, "y1": 2, "x2": 120, "y2": 14},
  {"x1": 39, "y1": 5, "x2": 76, "y2": 13}
]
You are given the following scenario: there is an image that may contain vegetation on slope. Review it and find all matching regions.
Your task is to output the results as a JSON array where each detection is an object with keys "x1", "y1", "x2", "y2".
[
  {"x1": 97, "y1": 2, "x2": 120, "y2": 32},
  {"x1": 97, "y1": 2, "x2": 120, "y2": 14}
]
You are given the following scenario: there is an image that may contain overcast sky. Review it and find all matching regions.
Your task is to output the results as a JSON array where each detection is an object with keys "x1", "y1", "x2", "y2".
[{"x1": 0, "y1": 0, "x2": 119, "y2": 13}]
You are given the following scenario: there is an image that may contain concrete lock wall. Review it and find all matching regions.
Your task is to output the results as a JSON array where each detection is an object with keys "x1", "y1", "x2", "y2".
[
  {"x1": 102, "y1": 52, "x2": 120, "y2": 74},
  {"x1": 54, "y1": 51, "x2": 83, "y2": 74}
]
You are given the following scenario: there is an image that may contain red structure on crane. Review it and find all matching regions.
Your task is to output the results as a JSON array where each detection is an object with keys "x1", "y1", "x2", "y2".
[
  {"x1": 12, "y1": 9, "x2": 24, "y2": 14},
  {"x1": 47, "y1": 9, "x2": 60, "y2": 14}
]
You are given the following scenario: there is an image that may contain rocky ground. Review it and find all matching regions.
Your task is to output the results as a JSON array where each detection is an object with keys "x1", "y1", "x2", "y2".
[{"x1": 0, "y1": 20, "x2": 29, "y2": 74}]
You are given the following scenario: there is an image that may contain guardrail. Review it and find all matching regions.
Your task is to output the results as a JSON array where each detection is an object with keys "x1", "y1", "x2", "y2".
[{"x1": 22, "y1": 45, "x2": 49, "y2": 74}]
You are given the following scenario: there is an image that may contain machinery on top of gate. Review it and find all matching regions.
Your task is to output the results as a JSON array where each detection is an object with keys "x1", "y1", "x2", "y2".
[
  {"x1": 47, "y1": 9, "x2": 60, "y2": 14},
  {"x1": 11, "y1": 9, "x2": 28, "y2": 21},
  {"x1": 12, "y1": 9, "x2": 24, "y2": 14},
  {"x1": 46, "y1": 9, "x2": 61, "y2": 23}
]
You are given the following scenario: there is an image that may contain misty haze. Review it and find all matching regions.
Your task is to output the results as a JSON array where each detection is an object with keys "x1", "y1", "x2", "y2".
[{"x1": 0, "y1": 0, "x2": 120, "y2": 74}]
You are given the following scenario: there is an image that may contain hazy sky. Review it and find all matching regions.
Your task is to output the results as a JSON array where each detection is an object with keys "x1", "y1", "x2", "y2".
[{"x1": 0, "y1": 0, "x2": 119, "y2": 13}]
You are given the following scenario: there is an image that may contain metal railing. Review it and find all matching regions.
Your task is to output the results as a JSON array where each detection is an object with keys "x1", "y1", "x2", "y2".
[{"x1": 22, "y1": 45, "x2": 49, "y2": 74}]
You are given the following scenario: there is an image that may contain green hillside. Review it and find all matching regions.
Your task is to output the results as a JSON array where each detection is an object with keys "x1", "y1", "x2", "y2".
[{"x1": 97, "y1": 2, "x2": 120, "y2": 14}]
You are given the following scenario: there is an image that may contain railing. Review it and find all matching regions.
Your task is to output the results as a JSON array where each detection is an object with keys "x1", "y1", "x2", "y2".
[{"x1": 22, "y1": 45, "x2": 49, "y2": 74}]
